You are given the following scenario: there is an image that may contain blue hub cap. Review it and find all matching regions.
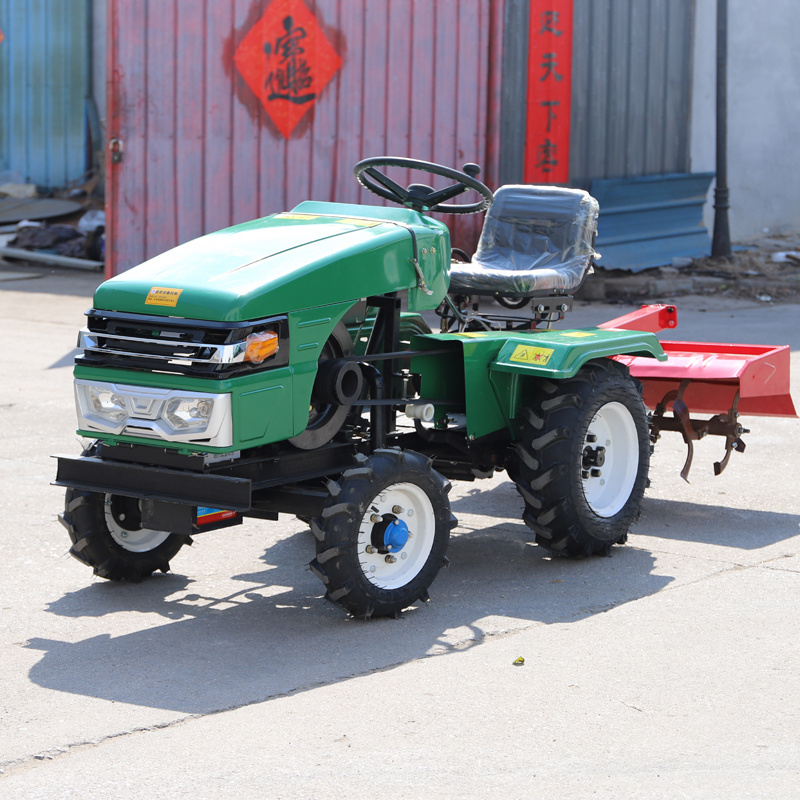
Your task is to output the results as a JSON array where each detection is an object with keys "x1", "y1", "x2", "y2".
[{"x1": 383, "y1": 518, "x2": 410, "y2": 552}]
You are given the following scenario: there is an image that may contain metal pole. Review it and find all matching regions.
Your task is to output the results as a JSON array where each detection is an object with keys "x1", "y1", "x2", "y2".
[{"x1": 711, "y1": 0, "x2": 732, "y2": 258}]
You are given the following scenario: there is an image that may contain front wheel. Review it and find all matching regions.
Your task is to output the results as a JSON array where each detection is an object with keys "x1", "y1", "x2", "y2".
[
  {"x1": 508, "y1": 359, "x2": 650, "y2": 557},
  {"x1": 308, "y1": 449, "x2": 456, "y2": 618},
  {"x1": 60, "y1": 489, "x2": 188, "y2": 581}
]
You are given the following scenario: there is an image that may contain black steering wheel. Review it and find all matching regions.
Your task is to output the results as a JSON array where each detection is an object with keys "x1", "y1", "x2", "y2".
[{"x1": 353, "y1": 156, "x2": 493, "y2": 215}]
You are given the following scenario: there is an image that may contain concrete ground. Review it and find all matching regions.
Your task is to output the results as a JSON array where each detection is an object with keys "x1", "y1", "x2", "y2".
[{"x1": 0, "y1": 263, "x2": 798, "y2": 798}]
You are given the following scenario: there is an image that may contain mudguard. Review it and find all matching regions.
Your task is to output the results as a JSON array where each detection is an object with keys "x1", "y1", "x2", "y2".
[{"x1": 412, "y1": 328, "x2": 665, "y2": 440}]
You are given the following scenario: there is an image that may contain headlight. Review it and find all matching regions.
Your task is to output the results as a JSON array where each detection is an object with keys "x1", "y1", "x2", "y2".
[
  {"x1": 87, "y1": 386, "x2": 128, "y2": 422},
  {"x1": 74, "y1": 380, "x2": 233, "y2": 447},
  {"x1": 164, "y1": 397, "x2": 215, "y2": 431}
]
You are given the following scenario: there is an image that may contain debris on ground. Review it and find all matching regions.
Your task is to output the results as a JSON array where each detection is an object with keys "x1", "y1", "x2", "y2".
[
  {"x1": 0, "y1": 182, "x2": 38, "y2": 199},
  {"x1": 578, "y1": 233, "x2": 800, "y2": 304},
  {"x1": 6, "y1": 217, "x2": 104, "y2": 262},
  {"x1": 0, "y1": 203, "x2": 105, "y2": 271}
]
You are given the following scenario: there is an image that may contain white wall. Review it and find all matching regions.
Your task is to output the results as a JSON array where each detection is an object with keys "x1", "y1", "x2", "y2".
[{"x1": 691, "y1": 0, "x2": 800, "y2": 240}]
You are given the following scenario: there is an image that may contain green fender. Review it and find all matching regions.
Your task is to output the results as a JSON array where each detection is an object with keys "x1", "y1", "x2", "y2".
[{"x1": 412, "y1": 328, "x2": 666, "y2": 440}]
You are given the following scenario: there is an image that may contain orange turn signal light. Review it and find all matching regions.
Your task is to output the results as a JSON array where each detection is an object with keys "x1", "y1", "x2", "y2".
[{"x1": 244, "y1": 331, "x2": 279, "y2": 364}]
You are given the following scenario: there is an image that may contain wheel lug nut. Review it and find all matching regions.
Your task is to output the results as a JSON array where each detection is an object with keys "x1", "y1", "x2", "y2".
[
  {"x1": 365, "y1": 545, "x2": 377, "y2": 554},
  {"x1": 385, "y1": 555, "x2": 397, "y2": 564},
  {"x1": 370, "y1": 514, "x2": 381, "y2": 523},
  {"x1": 392, "y1": 505, "x2": 404, "y2": 514},
  {"x1": 586, "y1": 433, "x2": 597, "y2": 443},
  {"x1": 590, "y1": 468, "x2": 602, "y2": 478}
]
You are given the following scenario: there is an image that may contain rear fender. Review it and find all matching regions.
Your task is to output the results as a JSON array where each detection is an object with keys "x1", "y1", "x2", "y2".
[
  {"x1": 489, "y1": 329, "x2": 665, "y2": 438},
  {"x1": 412, "y1": 328, "x2": 665, "y2": 440}
]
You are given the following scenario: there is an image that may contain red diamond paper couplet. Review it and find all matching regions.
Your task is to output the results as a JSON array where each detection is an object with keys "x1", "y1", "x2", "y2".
[{"x1": 234, "y1": 0, "x2": 342, "y2": 138}]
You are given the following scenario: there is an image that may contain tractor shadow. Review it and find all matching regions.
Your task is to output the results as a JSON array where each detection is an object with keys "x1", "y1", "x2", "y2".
[
  {"x1": 638, "y1": 496, "x2": 800, "y2": 550},
  {"x1": 29, "y1": 481, "x2": 794, "y2": 715}
]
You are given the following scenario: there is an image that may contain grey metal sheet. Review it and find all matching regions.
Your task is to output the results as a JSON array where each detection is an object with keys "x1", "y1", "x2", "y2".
[
  {"x1": 498, "y1": 0, "x2": 530, "y2": 185},
  {"x1": 0, "y1": 197, "x2": 82, "y2": 223},
  {"x1": 591, "y1": 172, "x2": 714, "y2": 272},
  {"x1": 570, "y1": 0, "x2": 695, "y2": 185}
]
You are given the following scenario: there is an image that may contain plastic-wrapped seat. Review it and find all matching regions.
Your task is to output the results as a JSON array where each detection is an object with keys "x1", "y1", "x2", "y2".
[{"x1": 448, "y1": 185, "x2": 600, "y2": 297}]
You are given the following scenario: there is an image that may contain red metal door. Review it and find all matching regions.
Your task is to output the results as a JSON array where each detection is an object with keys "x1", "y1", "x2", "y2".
[{"x1": 106, "y1": 0, "x2": 502, "y2": 277}]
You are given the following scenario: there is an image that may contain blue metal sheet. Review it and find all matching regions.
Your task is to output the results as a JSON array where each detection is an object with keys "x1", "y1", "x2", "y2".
[
  {"x1": 0, "y1": 0, "x2": 89, "y2": 188},
  {"x1": 590, "y1": 173, "x2": 714, "y2": 272}
]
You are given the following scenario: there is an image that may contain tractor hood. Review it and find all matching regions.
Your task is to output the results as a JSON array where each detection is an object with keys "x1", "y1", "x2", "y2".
[{"x1": 94, "y1": 203, "x2": 450, "y2": 322}]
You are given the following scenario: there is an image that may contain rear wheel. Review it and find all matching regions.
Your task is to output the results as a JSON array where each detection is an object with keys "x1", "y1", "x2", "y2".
[
  {"x1": 308, "y1": 449, "x2": 456, "y2": 618},
  {"x1": 508, "y1": 359, "x2": 650, "y2": 557},
  {"x1": 60, "y1": 488, "x2": 187, "y2": 581}
]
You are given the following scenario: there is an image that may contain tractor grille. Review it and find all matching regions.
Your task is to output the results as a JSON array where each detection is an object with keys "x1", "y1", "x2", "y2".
[{"x1": 76, "y1": 309, "x2": 289, "y2": 377}]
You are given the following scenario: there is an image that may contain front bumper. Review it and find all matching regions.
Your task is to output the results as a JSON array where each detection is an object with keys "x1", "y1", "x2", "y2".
[{"x1": 53, "y1": 454, "x2": 251, "y2": 511}]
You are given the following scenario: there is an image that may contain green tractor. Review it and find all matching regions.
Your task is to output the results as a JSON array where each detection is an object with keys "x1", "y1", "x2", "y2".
[{"x1": 55, "y1": 157, "x2": 796, "y2": 618}]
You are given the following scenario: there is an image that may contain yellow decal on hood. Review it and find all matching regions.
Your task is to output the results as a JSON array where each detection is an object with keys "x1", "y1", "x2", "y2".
[{"x1": 145, "y1": 287, "x2": 183, "y2": 307}]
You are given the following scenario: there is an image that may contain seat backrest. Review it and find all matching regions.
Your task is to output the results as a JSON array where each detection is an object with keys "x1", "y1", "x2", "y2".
[
  {"x1": 448, "y1": 184, "x2": 600, "y2": 297},
  {"x1": 474, "y1": 184, "x2": 598, "y2": 274}
]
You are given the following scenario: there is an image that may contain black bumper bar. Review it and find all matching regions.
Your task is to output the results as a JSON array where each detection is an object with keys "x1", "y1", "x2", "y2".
[{"x1": 53, "y1": 455, "x2": 252, "y2": 512}]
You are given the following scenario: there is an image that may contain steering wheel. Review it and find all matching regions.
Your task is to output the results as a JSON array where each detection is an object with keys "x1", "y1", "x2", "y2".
[{"x1": 353, "y1": 156, "x2": 493, "y2": 214}]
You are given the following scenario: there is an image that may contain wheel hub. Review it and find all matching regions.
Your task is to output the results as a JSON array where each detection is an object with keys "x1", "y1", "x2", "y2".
[
  {"x1": 582, "y1": 444, "x2": 606, "y2": 470},
  {"x1": 357, "y1": 482, "x2": 434, "y2": 590},
  {"x1": 104, "y1": 494, "x2": 171, "y2": 553},
  {"x1": 580, "y1": 401, "x2": 640, "y2": 518},
  {"x1": 370, "y1": 514, "x2": 411, "y2": 554}
]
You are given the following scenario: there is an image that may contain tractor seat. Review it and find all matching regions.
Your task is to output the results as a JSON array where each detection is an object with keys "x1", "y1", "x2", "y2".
[{"x1": 448, "y1": 185, "x2": 599, "y2": 297}]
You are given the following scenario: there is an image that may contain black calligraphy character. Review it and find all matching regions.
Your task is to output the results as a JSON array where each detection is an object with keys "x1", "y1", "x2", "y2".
[
  {"x1": 536, "y1": 140, "x2": 558, "y2": 173},
  {"x1": 540, "y1": 53, "x2": 563, "y2": 82},
  {"x1": 541, "y1": 100, "x2": 559, "y2": 133},
  {"x1": 540, "y1": 11, "x2": 563, "y2": 36},
  {"x1": 265, "y1": 16, "x2": 315, "y2": 105}
]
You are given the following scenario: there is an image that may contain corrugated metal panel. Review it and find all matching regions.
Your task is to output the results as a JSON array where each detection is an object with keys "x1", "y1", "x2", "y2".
[
  {"x1": 591, "y1": 172, "x2": 714, "y2": 271},
  {"x1": 498, "y1": 0, "x2": 528, "y2": 185},
  {"x1": 107, "y1": 0, "x2": 501, "y2": 276},
  {"x1": 570, "y1": 0, "x2": 695, "y2": 184},
  {"x1": 498, "y1": 0, "x2": 695, "y2": 187},
  {"x1": 0, "y1": 0, "x2": 89, "y2": 187}
]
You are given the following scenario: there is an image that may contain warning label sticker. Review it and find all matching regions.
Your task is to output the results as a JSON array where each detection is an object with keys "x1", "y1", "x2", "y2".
[
  {"x1": 145, "y1": 287, "x2": 183, "y2": 307},
  {"x1": 509, "y1": 344, "x2": 555, "y2": 365}
]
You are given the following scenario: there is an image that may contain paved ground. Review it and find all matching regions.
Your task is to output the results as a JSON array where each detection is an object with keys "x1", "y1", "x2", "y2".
[{"x1": 1, "y1": 264, "x2": 798, "y2": 798}]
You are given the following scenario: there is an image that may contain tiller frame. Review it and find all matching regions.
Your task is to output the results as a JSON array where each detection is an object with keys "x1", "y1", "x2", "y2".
[{"x1": 604, "y1": 305, "x2": 797, "y2": 480}]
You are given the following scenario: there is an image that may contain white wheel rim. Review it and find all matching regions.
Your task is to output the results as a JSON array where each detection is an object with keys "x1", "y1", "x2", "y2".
[
  {"x1": 357, "y1": 482, "x2": 435, "y2": 590},
  {"x1": 581, "y1": 401, "x2": 640, "y2": 517},
  {"x1": 104, "y1": 495, "x2": 171, "y2": 552}
]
